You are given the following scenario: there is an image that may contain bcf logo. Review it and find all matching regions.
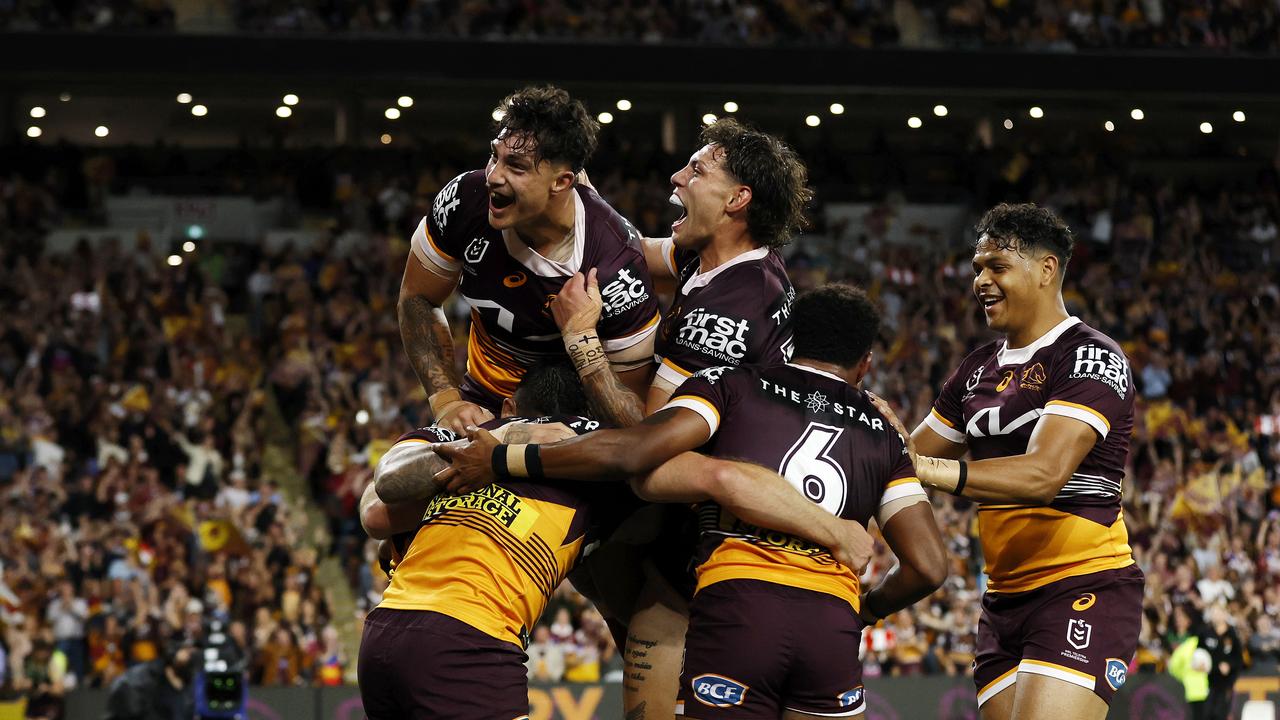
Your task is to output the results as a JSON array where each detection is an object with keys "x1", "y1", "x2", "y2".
[
  {"x1": 692, "y1": 674, "x2": 748, "y2": 708},
  {"x1": 838, "y1": 686, "x2": 865, "y2": 708}
]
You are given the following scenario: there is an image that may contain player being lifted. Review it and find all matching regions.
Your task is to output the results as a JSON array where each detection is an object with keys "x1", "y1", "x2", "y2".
[
  {"x1": 398, "y1": 85, "x2": 661, "y2": 434},
  {"x1": 551, "y1": 118, "x2": 809, "y2": 716},
  {"x1": 880, "y1": 204, "x2": 1143, "y2": 720},
  {"x1": 437, "y1": 284, "x2": 948, "y2": 719},
  {"x1": 357, "y1": 363, "x2": 877, "y2": 720}
]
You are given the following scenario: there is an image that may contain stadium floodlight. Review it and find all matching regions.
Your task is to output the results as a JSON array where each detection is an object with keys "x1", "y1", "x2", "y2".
[
  {"x1": 723, "y1": 101, "x2": 739, "y2": 113},
  {"x1": 1104, "y1": 121, "x2": 1115, "y2": 132},
  {"x1": 1130, "y1": 108, "x2": 1144, "y2": 120},
  {"x1": 385, "y1": 108, "x2": 401, "y2": 120},
  {"x1": 702, "y1": 113, "x2": 717, "y2": 125},
  {"x1": 380, "y1": 134, "x2": 393, "y2": 145},
  {"x1": 907, "y1": 116, "x2": 923, "y2": 129},
  {"x1": 356, "y1": 410, "x2": 370, "y2": 425},
  {"x1": 805, "y1": 115, "x2": 821, "y2": 127},
  {"x1": 1199, "y1": 122, "x2": 1213, "y2": 134},
  {"x1": 492, "y1": 109, "x2": 505, "y2": 122},
  {"x1": 276, "y1": 106, "x2": 292, "y2": 118},
  {"x1": 187, "y1": 225, "x2": 205, "y2": 239},
  {"x1": 283, "y1": 93, "x2": 299, "y2": 106},
  {"x1": 94, "y1": 125, "x2": 109, "y2": 137},
  {"x1": 167, "y1": 255, "x2": 183, "y2": 267},
  {"x1": 183, "y1": 241, "x2": 196, "y2": 253},
  {"x1": 1233, "y1": 111, "x2": 1246, "y2": 123},
  {"x1": 30, "y1": 106, "x2": 46, "y2": 118},
  {"x1": 176, "y1": 93, "x2": 192, "y2": 104},
  {"x1": 829, "y1": 103, "x2": 845, "y2": 115},
  {"x1": 397, "y1": 96, "x2": 413, "y2": 108},
  {"x1": 1029, "y1": 106, "x2": 1044, "y2": 119},
  {"x1": 597, "y1": 112, "x2": 614, "y2": 124},
  {"x1": 192, "y1": 104, "x2": 208, "y2": 117},
  {"x1": 933, "y1": 104, "x2": 948, "y2": 117},
  {"x1": 1003, "y1": 118, "x2": 1013, "y2": 130},
  {"x1": 27, "y1": 126, "x2": 41, "y2": 138},
  {"x1": 616, "y1": 99, "x2": 632, "y2": 111},
  {"x1": 59, "y1": 92, "x2": 71, "y2": 102}
]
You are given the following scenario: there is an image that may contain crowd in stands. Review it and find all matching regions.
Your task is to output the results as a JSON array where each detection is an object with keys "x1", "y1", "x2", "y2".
[
  {"x1": 1, "y1": 121, "x2": 1278, "y2": 711},
  {"x1": 3, "y1": 0, "x2": 1278, "y2": 53}
]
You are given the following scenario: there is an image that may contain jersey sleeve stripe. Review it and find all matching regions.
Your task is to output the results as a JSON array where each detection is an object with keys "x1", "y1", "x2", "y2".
[
  {"x1": 660, "y1": 236, "x2": 678, "y2": 276},
  {"x1": 929, "y1": 407, "x2": 956, "y2": 428},
  {"x1": 879, "y1": 479, "x2": 927, "y2": 506},
  {"x1": 925, "y1": 410, "x2": 966, "y2": 444},
  {"x1": 1044, "y1": 401, "x2": 1110, "y2": 438},
  {"x1": 655, "y1": 357, "x2": 693, "y2": 387},
  {"x1": 411, "y1": 217, "x2": 462, "y2": 273},
  {"x1": 662, "y1": 396, "x2": 720, "y2": 439},
  {"x1": 601, "y1": 311, "x2": 661, "y2": 352},
  {"x1": 1018, "y1": 659, "x2": 1095, "y2": 690}
]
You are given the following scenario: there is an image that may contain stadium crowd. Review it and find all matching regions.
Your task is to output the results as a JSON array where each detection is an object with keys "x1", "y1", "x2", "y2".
[
  {"x1": 0, "y1": 128, "x2": 1278, "y2": 712},
  {"x1": 3, "y1": 0, "x2": 1278, "y2": 53}
]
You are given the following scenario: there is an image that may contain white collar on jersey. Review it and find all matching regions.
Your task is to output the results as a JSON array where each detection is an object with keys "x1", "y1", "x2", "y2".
[
  {"x1": 501, "y1": 190, "x2": 586, "y2": 276},
  {"x1": 786, "y1": 362, "x2": 845, "y2": 383},
  {"x1": 682, "y1": 246, "x2": 769, "y2": 295},
  {"x1": 997, "y1": 316, "x2": 1081, "y2": 366}
]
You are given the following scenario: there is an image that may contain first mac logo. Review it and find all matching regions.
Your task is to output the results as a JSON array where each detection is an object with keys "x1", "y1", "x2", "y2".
[{"x1": 692, "y1": 674, "x2": 748, "y2": 708}]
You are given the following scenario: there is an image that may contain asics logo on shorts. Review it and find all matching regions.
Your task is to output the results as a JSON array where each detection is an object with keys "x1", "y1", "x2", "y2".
[
  {"x1": 1071, "y1": 593, "x2": 1097, "y2": 611},
  {"x1": 692, "y1": 673, "x2": 749, "y2": 708}
]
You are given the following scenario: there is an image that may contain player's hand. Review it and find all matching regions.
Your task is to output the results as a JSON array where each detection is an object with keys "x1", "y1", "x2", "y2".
[
  {"x1": 433, "y1": 427, "x2": 501, "y2": 495},
  {"x1": 830, "y1": 517, "x2": 874, "y2": 575},
  {"x1": 866, "y1": 391, "x2": 916, "y2": 464},
  {"x1": 433, "y1": 399, "x2": 495, "y2": 436},
  {"x1": 551, "y1": 269, "x2": 603, "y2": 336}
]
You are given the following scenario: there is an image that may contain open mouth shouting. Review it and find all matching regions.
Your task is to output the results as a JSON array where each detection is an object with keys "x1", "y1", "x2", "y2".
[
  {"x1": 489, "y1": 189, "x2": 516, "y2": 213},
  {"x1": 979, "y1": 292, "x2": 1005, "y2": 316},
  {"x1": 670, "y1": 192, "x2": 687, "y2": 233}
]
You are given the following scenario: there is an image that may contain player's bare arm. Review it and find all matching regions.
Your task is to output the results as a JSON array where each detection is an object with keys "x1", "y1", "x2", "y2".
[
  {"x1": 398, "y1": 253, "x2": 494, "y2": 433},
  {"x1": 435, "y1": 405, "x2": 708, "y2": 493},
  {"x1": 551, "y1": 269, "x2": 650, "y2": 427},
  {"x1": 859, "y1": 501, "x2": 948, "y2": 625},
  {"x1": 634, "y1": 452, "x2": 874, "y2": 573},
  {"x1": 373, "y1": 441, "x2": 450, "y2": 504},
  {"x1": 880, "y1": 398, "x2": 1099, "y2": 504},
  {"x1": 359, "y1": 482, "x2": 427, "y2": 540}
]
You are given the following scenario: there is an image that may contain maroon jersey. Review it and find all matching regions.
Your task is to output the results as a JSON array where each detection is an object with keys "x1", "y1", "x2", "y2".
[
  {"x1": 411, "y1": 170, "x2": 661, "y2": 408},
  {"x1": 662, "y1": 363, "x2": 924, "y2": 612},
  {"x1": 924, "y1": 317, "x2": 1136, "y2": 594},
  {"x1": 652, "y1": 238, "x2": 795, "y2": 388}
]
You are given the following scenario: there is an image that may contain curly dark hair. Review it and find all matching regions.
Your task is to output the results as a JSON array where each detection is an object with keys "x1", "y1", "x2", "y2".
[
  {"x1": 700, "y1": 118, "x2": 813, "y2": 248},
  {"x1": 492, "y1": 86, "x2": 599, "y2": 173},
  {"x1": 792, "y1": 283, "x2": 880, "y2": 366},
  {"x1": 513, "y1": 362, "x2": 590, "y2": 417},
  {"x1": 974, "y1": 203, "x2": 1075, "y2": 275}
]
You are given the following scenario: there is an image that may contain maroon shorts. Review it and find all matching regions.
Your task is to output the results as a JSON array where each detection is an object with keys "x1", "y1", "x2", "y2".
[
  {"x1": 677, "y1": 579, "x2": 866, "y2": 719},
  {"x1": 358, "y1": 607, "x2": 530, "y2": 720},
  {"x1": 974, "y1": 564, "x2": 1145, "y2": 707}
]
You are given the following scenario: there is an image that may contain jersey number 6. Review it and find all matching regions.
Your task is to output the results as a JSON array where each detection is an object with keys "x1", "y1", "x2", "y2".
[{"x1": 779, "y1": 422, "x2": 847, "y2": 516}]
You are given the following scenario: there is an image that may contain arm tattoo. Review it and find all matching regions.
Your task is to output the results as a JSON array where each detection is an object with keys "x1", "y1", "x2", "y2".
[
  {"x1": 399, "y1": 295, "x2": 461, "y2": 395},
  {"x1": 582, "y1": 367, "x2": 645, "y2": 428},
  {"x1": 375, "y1": 448, "x2": 448, "y2": 504},
  {"x1": 624, "y1": 702, "x2": 646, "y2": 720},
  {"x1": 504, "y1": 426, "x2": 533, "y2": 444}
]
